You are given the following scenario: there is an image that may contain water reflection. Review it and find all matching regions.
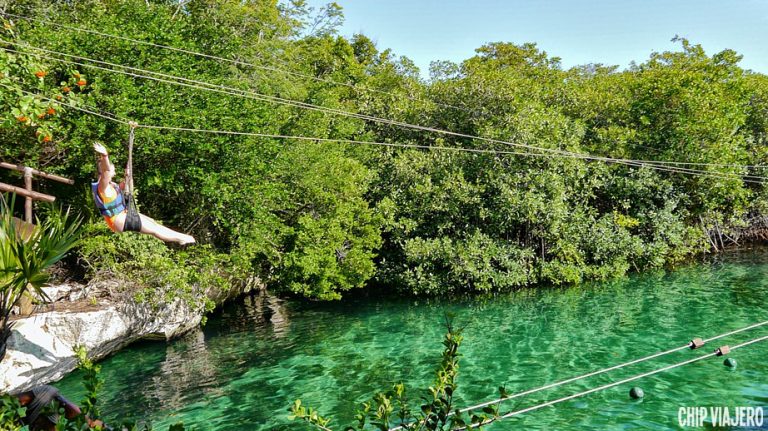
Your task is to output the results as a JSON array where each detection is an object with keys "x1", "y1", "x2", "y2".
[
  {"x1": 215, "y1": 292, "x2": 291, "y2": 338},
  {"x1": 151, "y1": 328, "x2": 222, "y2": 412}
]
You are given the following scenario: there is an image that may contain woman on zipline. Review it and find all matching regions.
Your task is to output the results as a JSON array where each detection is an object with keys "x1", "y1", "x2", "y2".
[{"x1": 92, "y1": 142, "x2": 195, "y2": 245}]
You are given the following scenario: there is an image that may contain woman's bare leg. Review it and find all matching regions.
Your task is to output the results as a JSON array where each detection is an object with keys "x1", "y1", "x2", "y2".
[{"x1": 138, "y1": 214, "x2": 195, "y2": 244}]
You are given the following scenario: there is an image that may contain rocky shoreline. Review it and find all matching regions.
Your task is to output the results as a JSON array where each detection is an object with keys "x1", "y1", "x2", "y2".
[{"x1": 0, "y1": 280, "x2": 257, "y2": 393}]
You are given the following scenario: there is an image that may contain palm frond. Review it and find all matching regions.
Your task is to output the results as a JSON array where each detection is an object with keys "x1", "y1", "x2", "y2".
[{"x1": 0, "y1": 193, "x2": 84, "y2": 361}]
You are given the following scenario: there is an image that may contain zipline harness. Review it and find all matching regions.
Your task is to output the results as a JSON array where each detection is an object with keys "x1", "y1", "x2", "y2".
[{"x1": 123, "y1": 121, "x2": 141, "y2": 230}]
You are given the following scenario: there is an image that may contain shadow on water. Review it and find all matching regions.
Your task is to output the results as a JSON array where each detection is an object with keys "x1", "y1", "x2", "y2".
[{"x1": 56, "y1": 248, "x2": 768, "y2": 430}]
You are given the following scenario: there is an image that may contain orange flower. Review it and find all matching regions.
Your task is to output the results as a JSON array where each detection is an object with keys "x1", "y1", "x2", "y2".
[
  {"x1": 16, "y1": 115, "x2": 27, "y2": 122},
  {"x1": 62, "y1": 86, "x2": 71, "y2": 93},
  {"x1": 34, "y1": 71, "x2": 47, "y2": 78},
  {"x1": 46, "y1": 107, "x2": 56, "y2": 116},
  {"x1": 42, "y1": 135, "x2": 52, "y2": 142},
  {"x1": 77, "y1": 79, "x2": 87, "y2": 86},
  {"x1": 37, "y1": 113, "x2": 46, "y2": 119}
]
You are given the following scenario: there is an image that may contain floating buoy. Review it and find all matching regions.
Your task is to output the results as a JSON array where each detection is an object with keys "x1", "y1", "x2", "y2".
[
  {"x1": 715, "y1": 345, "x2": 731, "y2": 356},
  {"x1": 629, "y1": 387, "x2": 644, "y2": 399},
  {"x1": 724, "y1": 358, "x2": 737, "y2": 368}
]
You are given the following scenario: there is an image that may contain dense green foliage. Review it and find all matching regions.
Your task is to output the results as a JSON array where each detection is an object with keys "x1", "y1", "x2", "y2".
[
  {"x1": 78, "y1": 224, "x2": 238, "y2": 312},
  {"x1": 1, "y1": 1, "x2": 767, "y2": 300}
]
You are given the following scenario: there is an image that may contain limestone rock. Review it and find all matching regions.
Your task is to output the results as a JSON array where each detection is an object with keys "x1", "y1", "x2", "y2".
[{"x1": 0, "y1": 277, "x2": 258, "y2": 394}]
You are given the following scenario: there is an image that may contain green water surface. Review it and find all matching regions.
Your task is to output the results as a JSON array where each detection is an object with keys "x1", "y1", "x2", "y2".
[{"x1": 57, "y1": 250, "x2": 768, "y2": 430}]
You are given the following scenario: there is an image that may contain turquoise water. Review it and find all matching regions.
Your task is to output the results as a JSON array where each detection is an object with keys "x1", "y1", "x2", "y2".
[{"x1": 57, "y1": 250, "x2": 768, "y2": 430}]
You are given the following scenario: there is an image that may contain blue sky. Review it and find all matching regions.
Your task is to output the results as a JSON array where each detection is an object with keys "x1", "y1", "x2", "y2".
[{"x1": 305, "y1": 0, "x2": 768, "y2": 79}]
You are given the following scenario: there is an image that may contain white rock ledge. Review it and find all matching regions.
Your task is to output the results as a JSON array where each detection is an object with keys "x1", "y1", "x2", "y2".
[{"x1": 1, "y1": 280, "x2": 255, "y2": 394}]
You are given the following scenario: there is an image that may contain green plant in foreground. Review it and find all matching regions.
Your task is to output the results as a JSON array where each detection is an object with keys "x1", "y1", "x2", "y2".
[
  {"x1": 0, "y1": 392, "x2": 27, "y2": 430},
  {"x1": 74, "y1": 346, "x2": 102, "y2": 421},
  {"x1": 0, "y1": 194, "x2": 83, "y2": 362},
  {"x1": 58, "y1": 348, "x2": 187, "y2": 430},
  {"x1": 291, "y1": 318, "x2": 507, "y2": 430}
]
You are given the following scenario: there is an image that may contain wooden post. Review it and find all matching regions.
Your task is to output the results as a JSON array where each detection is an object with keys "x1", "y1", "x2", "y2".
[
  {"x1": 0, "y1": 162, "x2": 70, "y2": 227},
  {"x1": 24, "y1": 167, "x2": 32, "y2": 223}
]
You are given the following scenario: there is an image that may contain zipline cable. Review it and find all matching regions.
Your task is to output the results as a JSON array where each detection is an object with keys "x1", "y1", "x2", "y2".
[
  {"x1": 0, "y1": 11, "x2": 475, "y2": 115},
  {"x1": 4, "y1": 45, "x2": 767, "y2": 185},
  {"x1": 0, "y1": 82, "x2": 560, "y2": 158},
  {"x1": 3, "y1": 80, "x2": 767, "y2": 185},
  {"x1": 390, "y1": 319, "x2": 768, "y2": 431},
  {"x1": 459, "y1": 333, "x2": 768, "y2": 430},
  {"x1": 595, "y1": 160, "x2": 768, "y2": 183},
  {"x1": 3, "y1": 32, "x2": 764, "y2": 171},
  {"x1": 2, "y1": 82, "x2": 762, "y2": 185},
  {"x1": 3, "y1": 41, "x2": 766, "y2": 178}
]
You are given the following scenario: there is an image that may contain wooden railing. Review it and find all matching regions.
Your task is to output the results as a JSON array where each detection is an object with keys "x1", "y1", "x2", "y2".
[{"x1": 0, "y1": 162, "x2": 74, "y2": 223}]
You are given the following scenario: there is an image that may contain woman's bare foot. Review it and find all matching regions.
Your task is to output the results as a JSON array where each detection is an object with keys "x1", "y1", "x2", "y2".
[{"x1": 177, "y1": 234, "x2": 196, "y2": 246}]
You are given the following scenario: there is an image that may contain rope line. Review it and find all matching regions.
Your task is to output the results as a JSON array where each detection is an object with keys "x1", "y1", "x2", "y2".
[
  {"x1": 3, "y1": 41, "x2": 766, "y2": 180},
  {"x1": 1, "y1": 83, "x2": 758, "y2": 185},
  {"x1": 0, "y1": 11, "x2": 475, "y2": 114},
  {"x1": 3, "y1": 80, "x2": 767, "y2": 185},
  {"x1": 460, "y1": 333, "x2": 768, "y2": 430},
  {"x1": 0, "y1": 82, "x2": 551, "y2": 158},
  {"x1": 458, "y1": 319, "x2": 768, "y2": 414},
  {"x1": 6, "y1": 43, "x2": 768, "y2": 182},
  {"x1": 390, "y1": 319, "x2": 768, "y2": 431},
  {"x1": 602, "y1": 161, "x2": 768, "y2": 184}
]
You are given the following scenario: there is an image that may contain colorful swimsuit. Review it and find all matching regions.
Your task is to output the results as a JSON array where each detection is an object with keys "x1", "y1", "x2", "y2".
[{"x1": 91, "y1": 181, "x2": 125, "y2": 232}]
